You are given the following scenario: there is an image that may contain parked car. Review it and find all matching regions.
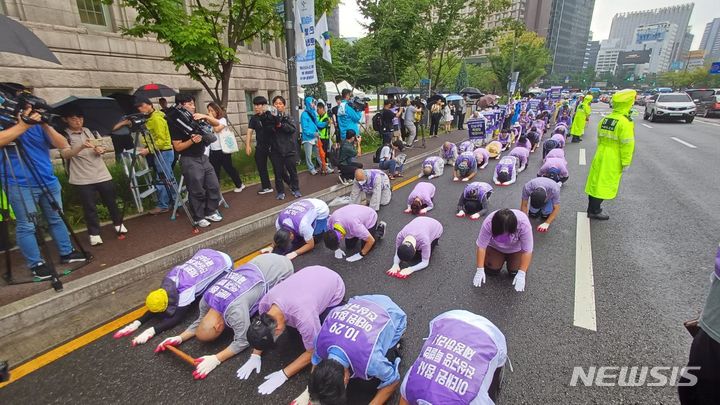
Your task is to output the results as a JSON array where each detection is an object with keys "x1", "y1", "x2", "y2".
[
  {"x1": 686, "y1": 88, "x2": 720, "y2": 118},
  {"x1": 643, "y1": 92, "x2": 696, "y2": 123}
]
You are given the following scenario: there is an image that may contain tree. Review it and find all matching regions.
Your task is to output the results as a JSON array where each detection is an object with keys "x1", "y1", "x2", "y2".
[
  {"x1": 108, "y1": 0, "x2": 337, "y2": 108},
  {"x1": 455, "y1": 60, "x2": 469, "y2": 92},
  {"x1": 488, "y1": 30, "x2": 551, "y2": 94}
]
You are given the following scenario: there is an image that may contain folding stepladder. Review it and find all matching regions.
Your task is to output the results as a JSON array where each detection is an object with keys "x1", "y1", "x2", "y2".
[
  {"x1": 170, "y1": 175, "x2": 230, "y2": 221},
  {"x1": 120, "y1": 150, "x2": 157, "y2": 213}
]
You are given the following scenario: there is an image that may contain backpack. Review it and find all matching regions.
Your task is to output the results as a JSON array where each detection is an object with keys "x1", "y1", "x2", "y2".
[
  {"x1": 328, "y1": 145, "x2": 341, "y2": 167},
  {"x1": 373, "y1": 145, "x2": 384, "y2": 164},
  {"x1": 372, "y1": 112, "x2": 383, "y2": 132}
]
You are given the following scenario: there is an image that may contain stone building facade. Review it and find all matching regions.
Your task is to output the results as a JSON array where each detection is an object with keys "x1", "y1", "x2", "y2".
[{"x1": 0, "y1": 0, "x2": 289, "y2": 132}]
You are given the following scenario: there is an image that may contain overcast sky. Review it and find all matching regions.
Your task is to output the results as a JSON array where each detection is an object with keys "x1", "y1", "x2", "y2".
[{"x1": 338, "y1": 0, "x2": 717, "y2": 48}]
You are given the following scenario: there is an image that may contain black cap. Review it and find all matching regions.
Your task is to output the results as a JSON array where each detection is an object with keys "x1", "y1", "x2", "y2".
[{"x1": 134, "y1": 97, "x2": 153, "y2": 107}]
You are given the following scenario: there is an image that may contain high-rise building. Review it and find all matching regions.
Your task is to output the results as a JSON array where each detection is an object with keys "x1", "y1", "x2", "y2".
[
  {"x1": 546, "y1": 0, "x2": 596, "y2": 74},
  {"x1": 524, "y1": 0, "x2": 554, "y2": 39},
  {"x1": 327, "y1": 6, "x2": 340, "y2": 38},
  {"x1": 625, "y1": 22, "x2": 678, "y2": 74},
  {"x1": 584, "y1": 40, "x2": 600, "y2": 70},
  {"x1": 685, "y1": 50, "x2": 707, "y2": 69},
  {"x1": 608, "y1": 4, "x2": 694, "y2": 64},
  {"x1": 700, "y1": 18, "x2": 720, "y2": 62},
  {"x1": 595, "y1": 39, "x2": 623, "y2": 74}
]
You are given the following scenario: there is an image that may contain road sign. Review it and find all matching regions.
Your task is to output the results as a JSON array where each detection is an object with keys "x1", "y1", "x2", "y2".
[
  {"x1": 420, "y1": 78, "x2": 430, "y2": 85},
  {"x1": 710, "y1": 62, "x2": 720, "y2": 74}
]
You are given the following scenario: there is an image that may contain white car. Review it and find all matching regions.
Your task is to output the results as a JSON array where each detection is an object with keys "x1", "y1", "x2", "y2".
[{"x1": 643, "y1": 93, "x2": 696, "y2": 123}]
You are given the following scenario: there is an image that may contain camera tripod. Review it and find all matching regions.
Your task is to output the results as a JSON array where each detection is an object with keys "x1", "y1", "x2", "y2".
[{"x1": 0, "y1": 140, "x2": 92, "y2": 291}]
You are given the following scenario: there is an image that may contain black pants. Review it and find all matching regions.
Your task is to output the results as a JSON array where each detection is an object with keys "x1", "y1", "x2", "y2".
[
  {"x1": 270, "y1": 152, "x2": 299, "y2": 194},
  {"x1": 587, "y1": 195, "x2": 604, "y2": 214},
  {"x1": 340, "y1": 162, "x2": 363, "y2": 180},
  {"x1": 180, "y1": 155, "x2": 221, "y2": 221},
  {"x1": 430, "y1": 113, "x2": 442, "y2": 136},
  {"x1": 254, "y1": 144, "x2": 272, "y2": 190},
  {"x1": 345, "y1": 223, "x2": 380, "y2": 252},
  {"x1": 209, "y1": 150, "x2": 243, "y2": 188},
  {"x1": 678, "y1": 328, "x2": 720, "y2": 404},
  {"x1": 381, "y1": 131, "x2": 392, "y2": 145},
  {"x1": 457, "y1": 112, "x2": 465, "y2": 129},
  {"x1": 76, "y1": 180, "x2": 122, "y2": 235}
]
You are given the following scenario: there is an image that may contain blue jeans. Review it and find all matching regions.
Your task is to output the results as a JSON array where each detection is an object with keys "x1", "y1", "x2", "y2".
[
  {"x1": 7, "y1": 180, "x2": 74, "y2": 268},
  {"x1": 379, "y1": 159, "x2": 402, "y2": 175},
  {"x1": 529, "y1": 200, "x2": 554, "y2": 217},
  {"x1": 302, "y1": 142, "x2": 322, "y2": 173},
  {"x1": 153, "y1": 149, "x2": 176, "y2": 209}
]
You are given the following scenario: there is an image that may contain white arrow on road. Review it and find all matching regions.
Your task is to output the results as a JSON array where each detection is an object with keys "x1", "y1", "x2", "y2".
[{"x1": 574, "y1": 212, "x2": 597, "y2": 331}]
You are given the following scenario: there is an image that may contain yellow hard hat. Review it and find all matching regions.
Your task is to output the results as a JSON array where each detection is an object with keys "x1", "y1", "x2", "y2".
[{"x1": 146, "y1": 288, "x2": 169, "y2": 313}]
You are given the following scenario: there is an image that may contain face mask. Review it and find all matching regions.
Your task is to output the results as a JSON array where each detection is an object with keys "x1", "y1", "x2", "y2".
[
  {"x1": 495, "y1": 233, "x2": 513, "y2": 244},
  {"x1": 358, "y1": 179, "x2": 366, "y2": 186}
]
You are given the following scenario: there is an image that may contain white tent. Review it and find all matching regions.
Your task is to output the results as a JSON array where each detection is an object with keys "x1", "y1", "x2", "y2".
[{"x1": 325, "y1": 80, "x2": 365, "y2": 99}]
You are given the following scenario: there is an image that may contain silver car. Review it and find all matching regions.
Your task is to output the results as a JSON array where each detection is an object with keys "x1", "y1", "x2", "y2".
[{"x1": 643, "y1": 93, "x2": 696, "y2": 123}]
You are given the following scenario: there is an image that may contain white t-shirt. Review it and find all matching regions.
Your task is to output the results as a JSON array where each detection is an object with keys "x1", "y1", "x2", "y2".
[
  {"x1": 209, "y1": 117, "x2": 228, "y2": 151},
  {"x1": 379, "y1": 145, "x2": 392, "y2": 162}
]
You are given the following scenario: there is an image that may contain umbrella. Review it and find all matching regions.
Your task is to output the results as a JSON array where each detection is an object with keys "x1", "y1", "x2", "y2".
[
  {"x1": 446, "y1": 94, "x2": 463, "y2": 101},
  {"x1": 426, "y1": 94, "x2": 446, "y2": 105},
  {"x1": 107, "y1": 93, "x2": 137, "y2": 115},
  {"x1": 51, "y1": 96, "x2": 124, "y2": 136},
  {"x1": 379, "y1": 86, "x2": 406, "y2": 96},
  {"x1": 460, "y1": 87, "x2": 482, "y2": 96},
  {"x1": 134, "y1": 83, "x2": 177, "y2": 98},
  {"x1": 0, "y1": 15, "x2": 61, "y2": 64}
]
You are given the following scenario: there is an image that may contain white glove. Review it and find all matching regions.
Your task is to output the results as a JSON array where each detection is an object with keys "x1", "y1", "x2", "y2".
[
  {"x1": 417, "y1": 173, "x2": 424, "y2": 179},
  {"x1": 113, "y1": 320, "x2": 141, "y2": 339},
  {"x1": 470, "y1": 212, "x2": 481, "y2": 220},
  {"x1": 258, "y1": 370, "x2": 289, "y2": 395},
  {"x1": 154, "y1": 335, "x2": 182, "y2": 353},
  {"x1": 346, "y1": 253, "x2": 364, "y2": 262},
  {"x1": 334, "y1": 249, "x2": 346, "y2": 259},
  {"x1": 286, "y1": 251, "x2": 298, "y2": 260},
  {"x1": 462, "y1": 178, "x2": 469, "y2": 182},
  {"x1": 456, "y1": 210, "x2": 465, "y2": 218},
  {"x1": 386, "y1": 264, "x2": 400, "y2": 276},
  {"x1": 453, "y1": 176, "x2": 459, "y2": 181},
  {"x1": 131, "y1": 327, "x2": 155, "y2": 346},
  {"x1": 260, "y1": 246, "x2": 273, "y2": 254},
  {"x1": 290, "y1": 387, "x2": 311, "y2": 405},
  {"x1": 473, "y1": 268, "x2": 486, "y2": 287},
  {"x1": 237, "y1": 354, "x2": 262, "y2": 380},
  {"x1": 537, "y1": 223, "x2": 550, "y2": 233},
  {"x1": 513, "y1": 271, "x2": 527, "y2": 292},
  {"x1": 428, "y1": 174, "x2": 435, "y2": 179},
  {"x1": 193, "y1": 355, "x2": 221, "y2": 379},
  {"x1": 404, "y1": 207, "x2": 412, "y2": 213},
  {"x1": 419, "y1": 208, "x2": 428, "y2": 215}
]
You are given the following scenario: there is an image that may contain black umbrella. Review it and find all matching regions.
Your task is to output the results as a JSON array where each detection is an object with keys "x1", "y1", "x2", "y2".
[
  {"x1": 379, "y1": 86, "x2": 406, "y2": 96},
  {"x1": 51, "y1": 96, "x2": 124, "y2": 136},
  {"x1": 107, "y1": 93, "x2": 137, "y2": 115},
  {"x1": 134, "y1": 83, "x2": 177, "y2": 98},
  {"x1": 0, "y1": 15, "x2": 61, "y2": 64},
  {"x1": 460, "y1": 87, "x2": 482, "y2": 96},
  {"x1": 426, "y1": 94, "x2": 446, "y2": 105}
]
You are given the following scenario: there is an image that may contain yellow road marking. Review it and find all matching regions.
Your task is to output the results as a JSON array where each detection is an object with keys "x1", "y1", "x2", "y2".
[{"x1": 1, "y1": 176, "x2": 421, "y2": 387}]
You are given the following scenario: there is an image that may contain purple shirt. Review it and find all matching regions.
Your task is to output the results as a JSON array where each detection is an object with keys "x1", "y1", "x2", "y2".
[
  {"x1": 458, "y1": 141, "x2": 475, "y2": 153},
  {"x1": 258, "y1": 266, "x2": 345, "y2": 350},
  {"x1": 395, "y1": 217, "x2": 444, "y2": 261},
  {"x1": 407, "y1": 182, "x2": 436, "y2": 209},
  {"x1": 473, "y1": 148, "x2": 489, "y2": 166},
  {"x1": 441, "y1": 143, "x2": 458, "y2": 161},
  {"x1": 328, "y1": 204, "x2": 378, "y2": 240},
  {"x1": 508, "y1": 146, "x2": 529, "y2": 166},
  {"x1": 464, "y1": 182, "x2": 493, "y2": 200},
  {"x1": 551, "y1": 133, "x2": 565, "y2": 148},
  {"x1": 521, "y1": 177, "x2": 561, "y2": 205},
  {"x1": 515, "y1": 138, "x2": 531, "y2": 150},
  {"x1": 476, "y1": 209, "x2": 533, "y2": 254},
  {"x1": 455, "y1": 152, "x2": 477, "y2": 171},
  {"x1": 545, "y1": 148, "x2": 565, "y2": 161},
  {"x1": 538, "y1": 158, "x2": 569, "y2": 178}
]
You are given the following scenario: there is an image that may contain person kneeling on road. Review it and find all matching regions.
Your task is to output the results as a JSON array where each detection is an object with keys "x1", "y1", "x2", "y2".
[
  {"x1": 508, "y1": 145, "x2": 530, "y2": 173},
  {"x1": 473, "y1": 208, "x2": 533, "y2": 292},
  {"x1": 404, "y1": 182, "x2": 436, "y2": 215},
  {"x1": 240, "y1": 266, "x2": 346, "y2": 395},
  {"x1": 520, "y1": 177, "x2": 561, "y2": 233},
  {"x1": 114, "y1": 249, "x2": 232, "y2": 345},
  {"x1": 386, "y1": 217, "x2": 443, "y2": 279},
  {"x1": 550, "y1": 130, "x2": 566, "y2": 149},
  {"x1": 456, "y1": 181, "x2": 493, "y2": 220},
  {"x1": 293, "y1": 295, "x2": 407, "y2": 405},
  {"x1": 473, "y1": 147, "x2": 490, "y2": 170},
  {"x1": 538, "y1": 157, "x2": 569, "y2": 184},
  {"x1": 399, "y1": 310, "x2": 507, "y2": 405},
  {"x1": 324, "y1": 204, "x2": 387, "y2": 263},
  {"x1": 418, "y1": 156, "x2": 444, "y2": 179},
  {"x1": 453, "y1": 151, "x2": 478, "y2": 182},
  {"x1": 440, "y1": 141, "x2": 458, "y2": 166},
  {"x1": 542, "y1": 138, "x2": 560, "y2": 160},
  {"x1": 270, "y1": 198, "x2": 329, "y2": 259},
  {"x1": 458, "y1": 140, "x2": 475, "y2": 153},
  {"x1": 154, "y1": 253, "x2": 294, "y2": 379},
  {"x1": 486, "y1": 140, "x2": 503, "y2": 160},
  {"x1": 493, "y1": 155, "x2": 519, "y2": 186},
  {"x1": 351, "y1": 169, "x2": 392, "y2": 212},
  {"x1": 544, "y1": 147, "x2": 565, "y2": 162}
]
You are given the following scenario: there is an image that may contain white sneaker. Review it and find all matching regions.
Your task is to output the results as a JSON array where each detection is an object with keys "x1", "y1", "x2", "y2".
[
  {"x1": 197, "y1": 219, "x2": 211, "y2": 228},
  {"x1": 89, "y1": 235, "x2": 103, "y2": 246},
  {"x1": 233, "y1": 184, "x2": 246, "y2": 193},
  {"x1": 205, "y1": 213, "x2": 223, "y2": 222},
  {"x1": 114, "y1": 224, "x2": 128, "y2": 234},
  {"x1": 327, "y1": 167, "x2": 335, "y2": 174}
]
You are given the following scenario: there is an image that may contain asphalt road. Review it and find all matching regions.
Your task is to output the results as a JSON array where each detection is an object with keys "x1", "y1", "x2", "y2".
[{"x1": 1, "y1": 105, "x2": 718, "y2": 404}]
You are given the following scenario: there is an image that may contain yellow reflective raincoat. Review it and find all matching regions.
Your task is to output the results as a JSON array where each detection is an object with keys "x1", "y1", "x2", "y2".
[
  {"x1": 585, "y1": 89, "x2": 636, "y2": 200},
  {"x1": 570, "y1": 95, "x2": 593, "y2": 137}
]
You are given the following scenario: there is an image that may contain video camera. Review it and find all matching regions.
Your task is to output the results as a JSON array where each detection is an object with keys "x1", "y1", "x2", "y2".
[
  {"x1": 165, "y1": 105, "x2": 216, "y2": 145},
  {"x1": 122, "y1": 112, "x2": 149, "y2": 132},
  {"x1": 348, "y1": 96, "x2": 369, "y2": 112},
  {"x1": 0, "y1": 90, "x2": 56, "y2": 130}
]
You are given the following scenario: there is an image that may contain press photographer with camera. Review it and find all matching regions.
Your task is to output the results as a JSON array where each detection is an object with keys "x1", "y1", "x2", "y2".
[
  {"x1": 167, "y1": 94, "x2": 221, "y2": 228},
  {"x1": 337, "y1": 89, "x2": 363, "y2": 143},
  {"x1": 0, "y1": 105, "x2": 86, "y2": 279}
]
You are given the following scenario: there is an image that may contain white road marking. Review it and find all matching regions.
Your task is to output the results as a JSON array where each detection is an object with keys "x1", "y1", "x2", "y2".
[
  {"x1": 574, "y1": 212, "x2": 597, "y2": 331},
  {"x1": 671, "y1": 137, "x2": 697, "y2": 149},
  {"x1": 695, "y1": 118, "x2": 720, "y2": 127},
  {"x1": 579, "y1": 148, "x2": 586, "y2": 166},
  {"x1": 641, "y1": 123, "x2": 653, "y2": 129}
]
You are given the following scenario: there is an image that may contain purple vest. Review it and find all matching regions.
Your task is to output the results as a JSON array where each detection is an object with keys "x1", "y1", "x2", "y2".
[
  {"x1": 714, "y1": 247, "x2": 720, "y2": 280},
  {"x1": 403, "y1": 317, "x2": 498, "y2": 403},
  {"x1": 166, "y1": 249, "x2": 230, "y2": 295},
  {"x1": 442, "y1": 144, "x2": 458, "y2": 160},
  {"x1": 458, "y1": 141, "x2": 474, "y2": 153},
  {"x1": 204, "y1": 263, "x2": 266, "y2": 317},
  {"x1": 315, "y1": 297, "x2": 391, "y2": 380},
  {"x1": 360, "y1": 170, "x2": 385, "y2": 193},
  {"x1": 278, "y1": 199, "x2": 315, "y2": 233},
  {"x1": 455, "y1": 152, "x2": 476, "y2": 169},
  {"x1": 496, "y1": 157, "x2": 516, "y2": 177},
  {"x1": 497, "y1": 132, "x2": 511, "y2": 146},
  {"x1": 464, "y1": 182, "x2": 492, "y2": 200}
]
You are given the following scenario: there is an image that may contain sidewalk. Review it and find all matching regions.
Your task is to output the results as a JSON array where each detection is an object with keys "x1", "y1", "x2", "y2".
[{"x1": 0, "y1": 129, "x2": 467, "y2": 306}]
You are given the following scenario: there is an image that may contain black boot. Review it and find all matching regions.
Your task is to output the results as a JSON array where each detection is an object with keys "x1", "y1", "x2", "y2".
[
  {"x1": 571, "y1": 136, "x2": 581, "y2": 143},
  {"x1": 587, "y1": 212, "x2": 609, "y2": 220}
]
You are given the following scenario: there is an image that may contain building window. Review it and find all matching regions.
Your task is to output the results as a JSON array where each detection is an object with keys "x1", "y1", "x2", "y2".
[
  {"x1": 77, "y1": 0, "x2": 109, "y2": 26},
  {"x1": 245, "y1": 91, "x2": 255, "y2": 122}
]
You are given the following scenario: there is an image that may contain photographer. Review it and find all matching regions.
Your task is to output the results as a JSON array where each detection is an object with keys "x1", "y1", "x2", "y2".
[
  {"x1": 167, "y1": 94, "x2": 221, "y2": 228},
  {"x1": 269, "y1": 96, "x2": 301, "y2": 200},
  {"x1": 0, "y1": 107, "x2": 86, "y2": 279},
  {"x1": 337, "y1": 89, "x2": 363, "y2": 142},
  {"x1": 338, "y1": 129, "x2": 363, "y2": 185}
]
